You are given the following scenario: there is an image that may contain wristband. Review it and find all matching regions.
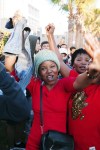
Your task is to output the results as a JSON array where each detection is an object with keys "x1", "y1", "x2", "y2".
[{"x1": 86, "y1": 70, "x2": 98, "y2": 79}]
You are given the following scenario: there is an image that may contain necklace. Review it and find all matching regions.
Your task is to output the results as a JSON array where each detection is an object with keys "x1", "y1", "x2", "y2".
[{"x1": 72, "y1": 91, "x2": 88, "y2": 120}]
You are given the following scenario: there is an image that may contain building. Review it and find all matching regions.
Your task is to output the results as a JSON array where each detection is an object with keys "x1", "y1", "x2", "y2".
[
  {"x1": 0, "y1": 0, "x2": 67, "y2": 43},
  {"x1": 0, "y1": 0, "x2": 41, "y2": 35},
  {"x1": 42, "y1": 32, "x2": 68, "y2": 46}
]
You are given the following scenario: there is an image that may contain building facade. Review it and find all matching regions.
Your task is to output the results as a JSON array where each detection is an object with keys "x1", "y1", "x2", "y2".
[
  {"x1": 0, "y1": 0, "x2": 41, "y2": 35},
  {"x1": 0, "y1": 0, "x2": 67, "y2": 44}
]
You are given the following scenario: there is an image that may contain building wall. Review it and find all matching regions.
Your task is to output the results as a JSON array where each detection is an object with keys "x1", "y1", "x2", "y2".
[
  {"x1": 0, "y1": 0, "x2": 67, "y2": 44},
  {"x1": 41, "y1": 33, "x2": 68, "y2": 45},
  {"x1": 0, "y1": 0, "x2": 41, "y2": 35}
]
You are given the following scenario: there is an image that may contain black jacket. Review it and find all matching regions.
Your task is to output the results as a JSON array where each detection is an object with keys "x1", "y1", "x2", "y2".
[{"x1": 0, "y1": 62, "x2": 30, "y2": 122}]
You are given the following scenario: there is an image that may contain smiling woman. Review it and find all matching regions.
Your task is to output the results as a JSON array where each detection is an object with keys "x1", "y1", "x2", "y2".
[
  {"x1": 23, "y1": 48, "x2": 100, "y2": 150},
  {"x1": 37, "y1": 53, "x2": 60, "y2": 89},
  {"x1": 35, "y1": 49, "x2": 60, "y2": 75},
  {"x1": 71, "y1": 48, "x2": 91, "y2": 74},
  {"x1": 26, "y1": 49, "x2": 76, "y2": 149}
]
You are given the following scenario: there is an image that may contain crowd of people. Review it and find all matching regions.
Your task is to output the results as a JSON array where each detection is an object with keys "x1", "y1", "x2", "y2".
[{"x1": 0, "y1": 10, "x2": 100, "y2": 150}]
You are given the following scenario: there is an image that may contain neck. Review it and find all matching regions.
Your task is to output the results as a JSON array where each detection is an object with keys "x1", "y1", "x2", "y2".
[{"x1": 44, "y1": 80, "x2": 58, "y2": 90}]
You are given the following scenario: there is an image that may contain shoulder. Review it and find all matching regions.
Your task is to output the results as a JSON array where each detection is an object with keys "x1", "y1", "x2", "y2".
[
  {"x1": 69, "y1": 69, "x2": 78, "y2": 77},
  {"x1": 27, "y1": 76, "x2": 41, "y2": 91},
  {"x1": 58, "y1": 77, "x2": 76, "y2": 92}
]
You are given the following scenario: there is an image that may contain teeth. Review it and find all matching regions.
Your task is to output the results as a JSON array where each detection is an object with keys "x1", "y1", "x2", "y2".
[
  {"x1": 80, "y1": 67, "x2": 86, "y2": 69},
  {"x1": 47, "y1": 75, "x2": 53, "y2": 80}
]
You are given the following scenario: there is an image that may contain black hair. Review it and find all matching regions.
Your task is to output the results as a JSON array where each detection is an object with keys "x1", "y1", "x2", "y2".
[
  {"x1": 70, "y1": 46, "x2": 76, "y2": 51},
  {"x1": 57, "y1": 44, "x2": 61, "y2": 48},
  {"x1": 71, "y1": 48, "x2": 90, "y2": 66},
  {"x1": 24, "y1": 27, "x2": 31, "y2": 32},
  {"x1": 60, "y1": 43, "x2": 67, "y2": 47},
  {"x1": 38, "y1": 36, "x2": 40, "y2": 42},
  {"x1": 41, "y1": 41, "x2": 49, "y2": 47}
]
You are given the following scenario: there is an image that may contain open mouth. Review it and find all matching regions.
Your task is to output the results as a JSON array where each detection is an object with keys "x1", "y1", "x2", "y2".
[
  {"x1": 47, "y1": 75, "x2": 54, "y2": 81},
  {"x1": 79, "y1": 66, "x2": 86, "y2": 70}
]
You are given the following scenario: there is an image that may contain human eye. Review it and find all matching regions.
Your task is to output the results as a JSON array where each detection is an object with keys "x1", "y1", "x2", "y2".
[
  {"x1": 51, "y1": 64, "x2": 56, "y2": 69},
  {"x1": 86, "y1": 59, "x2": 89, "y2": 62},
  {"x1": 86, "y1": 58, "x2": 90, "y2": 62},
  {"x1": 41, "y1": 67, "x2": 46, "y2": 71},
  {"x1": 76, "y1": 59, "x2": 81, "y2": 61},
  {"x1": 51, "y1": 65, "x2": 55, "y2": 68}
]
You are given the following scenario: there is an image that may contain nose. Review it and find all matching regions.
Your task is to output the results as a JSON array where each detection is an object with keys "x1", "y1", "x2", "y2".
[
  {"x1": 45, "y1": 46, "x2": 49, "y2": 49},
  {"x1": 48, "y1": 69, "x2": 52, "y2": 73},
  {"x1": 81, "y1": 60, "x2": 88, "y2": 65},
  {"x1": 47, "y1": 68, "x2": 52, "y2": 73}
]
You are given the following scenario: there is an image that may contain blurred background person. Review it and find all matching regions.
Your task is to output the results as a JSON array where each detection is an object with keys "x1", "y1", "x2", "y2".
[{"x1": 41, "y1": 40, "x2": 49, "y2": 50}]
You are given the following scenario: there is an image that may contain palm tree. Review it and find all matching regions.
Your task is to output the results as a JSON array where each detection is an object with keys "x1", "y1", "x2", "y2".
[
  {"x1": 50, "y1": 0, "x2": 97, "y2": 48},
  {"x1": 51, "y1": 0, "x2": 75, "y2": 48},
  {"x1": 84, "y1": 8, "x2": 100, "y2": 38},
  {"x1": 0, "y1": 30, "x2": 10, "y2": 55},
  {"x1": 74, "y1": 0, "x2": 96, "y2": 48}
]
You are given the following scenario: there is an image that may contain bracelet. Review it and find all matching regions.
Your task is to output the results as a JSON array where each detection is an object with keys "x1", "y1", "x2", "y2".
[{"x1": 86, "y1": 70, "x2": 98, "y2": 79}]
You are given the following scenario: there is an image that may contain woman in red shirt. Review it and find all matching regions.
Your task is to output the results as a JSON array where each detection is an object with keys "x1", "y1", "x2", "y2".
[
  {"x1": 46, "y1": 24, "x2": 100, "y2": 150},
  {"x1": 26, "y1": 49, "x2": 98, "y2": 150},
  {"x1": 69, "y1": 49, "x2": 100, "y2": 150}
]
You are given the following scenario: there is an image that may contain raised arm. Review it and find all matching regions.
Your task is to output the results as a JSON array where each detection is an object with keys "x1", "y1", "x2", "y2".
[
  {"x1": 45, "y1": 23, "x2": 71, "y2": 77},
  {"x1": 73, "y1": 70, "x2": 99, "y2": 90},
  {"x1": 0, "y1": 62, "x2": 30, "y2": 122},
  {"x1": 45, "y1": 24, "x2": 100, "y2": 90}
]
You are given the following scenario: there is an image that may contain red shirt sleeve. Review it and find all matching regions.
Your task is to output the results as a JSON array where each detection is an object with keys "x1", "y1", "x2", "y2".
[
  {"x1": 10, "y1": 70, "x2": 19, "y2": 82},
  {"x1": 26, "y1": 77, "x2": 40, "y2": 95}
]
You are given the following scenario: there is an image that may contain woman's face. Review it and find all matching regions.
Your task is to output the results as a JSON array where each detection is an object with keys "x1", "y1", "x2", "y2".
[
  {"x1": 73, "y1": 54, "x2": 90, "y2": 74},
  {"x1": 39, "y1": 61, "x2": 58, "y2": 87}
]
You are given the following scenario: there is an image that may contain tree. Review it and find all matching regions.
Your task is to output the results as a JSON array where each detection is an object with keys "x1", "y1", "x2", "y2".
[
  {"x1": 51, "y1": 0, "x2": 75, "y2": 48},
  {"x1": 84, "y1": 8, "x2": 100, "y2": 38},
  {"x1": 0, "y1": 30, "x2": 10, "y2": 55},
  {"x1": 50, "y1": 0, "x2": 99, "y2": 49}
]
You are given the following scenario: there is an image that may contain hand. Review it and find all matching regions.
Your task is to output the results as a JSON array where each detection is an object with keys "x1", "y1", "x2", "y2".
[
  {"x1": 84, "y1": 33, "x2": 100, "y2": 72},
  {"x1": 45, "y1": 23, "x2": 55, "y2": 36}
]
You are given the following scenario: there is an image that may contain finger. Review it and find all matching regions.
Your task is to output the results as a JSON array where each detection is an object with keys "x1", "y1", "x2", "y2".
[
  {"x1": 84, "y1": 43, "x2": 93, "y2": 58},
  {"x1": 84, "y1": 33, "x2": 98, "y2": 51},
  {"x1": 89, "y1": 63, "x2": 100, "y2": 72},
  {"x1": 94, "y1": 37, "x2": 100, "y2": 47},
  {"x1": 45, "y1": 25, "x2": 50, "y2": 31}
]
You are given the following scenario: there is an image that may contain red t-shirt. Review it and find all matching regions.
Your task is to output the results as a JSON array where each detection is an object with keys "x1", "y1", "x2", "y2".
[
  {"x1": 26, "y1": 76, "x2": 76, "y2": 150},
  {"x1": 69, "y1": 69, "x2": 100, "y2": 150}
]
